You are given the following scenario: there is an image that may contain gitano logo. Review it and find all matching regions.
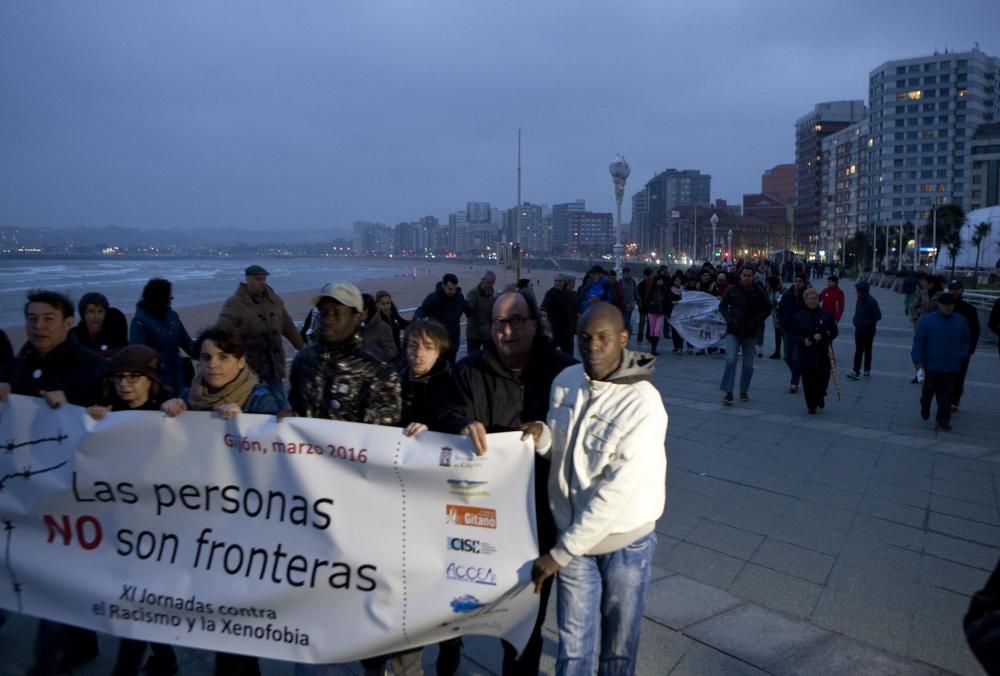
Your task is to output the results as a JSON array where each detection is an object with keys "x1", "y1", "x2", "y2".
[
  {"x1": 446, "y1": 563, "x2": 497, "y2": 586},
  {"x1": 447, "y1": 479, "x2": 490, "y2": 498},
  {"x1": 446, "y1": 505, "x2": 496, "y2": 529},
  {"x1": 450, "y1": 594, "x2": 486, "y2": 614}
]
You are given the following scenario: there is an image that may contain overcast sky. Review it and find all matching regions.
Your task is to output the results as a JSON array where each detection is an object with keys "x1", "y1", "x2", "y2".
[{"x1": 2, "y1": 1, "x2": 999, "y2": 234}]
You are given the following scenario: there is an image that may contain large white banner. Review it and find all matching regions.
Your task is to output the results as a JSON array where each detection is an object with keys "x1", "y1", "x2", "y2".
[
  {"x1": 0, "y1": 395, "x2": 539, "y2": 663},
  {"x1": 667, "y1": 290, "x2": 727, "y2": 349}
]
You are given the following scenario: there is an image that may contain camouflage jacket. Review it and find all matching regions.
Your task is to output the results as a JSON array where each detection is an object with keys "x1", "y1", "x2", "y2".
[{"x1": 288, "y1": 335, "x2": 401, "y2": 425}]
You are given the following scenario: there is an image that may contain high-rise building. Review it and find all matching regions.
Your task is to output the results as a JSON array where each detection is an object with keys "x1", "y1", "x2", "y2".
[
  {"x1": 866, "y1": 48, "x2": 1000, "y2": 225},
  {"x1": 761, "y1": 164, "x2": 795, "y2": 202},
  {"x1": 506, "y1": 203, "x2": 545, "y2": 255},
  {"x1": 352, "y1": 221, "x2": 391, "y2": 255},
  {"x1": 638, "y1": 169, "x2": 711, "y2": 256},
  {"x1": 970, "y1": 123, "x2": 1000, "y2": 210},
  {"x1": 794, "y1": 101, "x2": 867, "y2": 245},
  {"x1": 551, "y1": 199, "x2": 586, "y2": 255},
  {"x1": 819, "y1": 119, "x2": 871, "y2": 255},
  {"x1": 630, "y1": 190, "x2": 648, "y2": 250},
  {"x1": 566, "y1": 211, "x2": 614, "y2": 258}
]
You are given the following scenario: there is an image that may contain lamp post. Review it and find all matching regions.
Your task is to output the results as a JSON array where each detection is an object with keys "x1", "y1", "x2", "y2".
[
  {"x1": 710, "y1": 212, "x2": 719, "y2": 262},
  {"x1": 727, "y1": 228, "x2": 733, "y2": 266},
  {"x1": 609, "y1": 155, "x2": 630, "y2": 275}
]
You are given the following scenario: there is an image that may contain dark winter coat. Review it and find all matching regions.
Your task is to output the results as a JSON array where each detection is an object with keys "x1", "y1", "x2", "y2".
[
  {"x1": 129, "y1": 306, "x2": 193, "y2": 396},
  {"x1": 852, "y1": 282, "x2": 882, "y2": 332},
  {"x1": 778, "y1": 288, "x2": 808, "y2": 335},
  {"x1": 794, "y1": 306, "x2": 838, "y2": 371},
  {"x1": 541, "y1": 287, "x2": 577, "y2": 343},
  {"x1": 217, "y1": 283, "x2": 304, "y2": 385},
  {"x1": 911, "y1": 311, "x2": 970, "y2": 373},
  {"x1": 400, "y1": 360, "x2": 457, "y2": 430},
  {"x1": 70, "y1": 307, "x2": 128, "y2": 357},
  {"x1": 643, "y1": 281, "x2": 671, "y2": 315},
  {"x1": 464, "y1": 284, "x2": 496, "y2": 342},
  {"x1": 954, "y1": 299, "x2": 981, "y2": 356},
  {"x1": 414, "y1": 282, "x2": 467, "y2": 353},
  {"x1": 719, "y1": 283, "x2": 771, "y2": 339},
  {"x1": 0, "y1": 336, "x2": 109, "y2": 406},
  {"x1": 288, "y1": 334, "x2": 401, "y2": 425}
]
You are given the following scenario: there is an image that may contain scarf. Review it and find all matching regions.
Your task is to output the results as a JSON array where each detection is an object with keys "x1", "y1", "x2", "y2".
[{"x1": 186, "y1": 367, "x2": 258, "y2": 411}]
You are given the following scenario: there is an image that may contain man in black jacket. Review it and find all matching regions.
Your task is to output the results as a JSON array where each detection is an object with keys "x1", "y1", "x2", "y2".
[
  {"x1": 0, "y1": 290, "x2": 109, "y2": 676},
  {"x1": 540, "y1": 273, "x2": 576, "y2": 354},
  {"x1": 718, "y1": 268, "x2": 771, "y2": 404},
  {"x1": 948, "y1": 279, "x2": 981, "y2": 412},
  {"x1": 414, "y1": 273, "x2": 465, "y2": 364},
  {"x1": 846, "y1": 280, "x2": 882, "y2": 380},
  {"x1": 443, "y1": 289, "x2": 577, "y2": 676}
]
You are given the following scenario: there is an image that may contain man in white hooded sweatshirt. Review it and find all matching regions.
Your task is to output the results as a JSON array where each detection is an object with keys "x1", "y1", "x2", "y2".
[{"x1": 524, "y1": 301, "x2": 668, "y2": 675}]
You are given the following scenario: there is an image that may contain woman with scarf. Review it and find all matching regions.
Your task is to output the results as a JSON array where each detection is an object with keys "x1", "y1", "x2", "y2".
[
  {"x1": 375, "y1": 289, "x2": 409, "y2": 356},
  {"x1": 160, "y1": 326, "x2": 280, "y2": 676},
  {"x1": 794, "y1": 287, "x2": 839, "y2": 414},
  {"x1": 129, "y1": 278, "x2": 194, "y2": 396}
]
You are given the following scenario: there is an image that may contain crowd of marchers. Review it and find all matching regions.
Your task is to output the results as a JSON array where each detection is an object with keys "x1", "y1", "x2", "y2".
[{"x1": 0, "y1": 256, "x2": 998, "y2": 675}]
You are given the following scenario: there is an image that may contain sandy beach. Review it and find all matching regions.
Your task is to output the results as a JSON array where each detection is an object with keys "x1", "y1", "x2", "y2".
[{"x1": 2, "y1": 259, "x2": 589, "y2": 349}]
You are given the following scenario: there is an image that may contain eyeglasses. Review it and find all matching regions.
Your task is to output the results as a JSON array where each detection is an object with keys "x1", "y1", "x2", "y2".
[
  {"x1": 113, "y1": 373, "x2": 145, "y2": 384},
  {"x1": 492, "y1": 315, "x2": 530, "y2": 330}
]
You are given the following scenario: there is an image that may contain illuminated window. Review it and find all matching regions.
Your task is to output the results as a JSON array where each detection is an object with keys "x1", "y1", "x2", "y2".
[
  {"x1": 958, "y1": 88, "x2": 967, "y2": 97},
  {"x1": 906, "y1": 90, "x2": 922, "y2": 100},
  {"x1": 814, "y1": 124, "x2": 823, "y2": 131}
]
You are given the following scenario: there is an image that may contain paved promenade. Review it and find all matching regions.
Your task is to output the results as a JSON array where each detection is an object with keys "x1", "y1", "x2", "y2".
[{"x1": 1, "y1": 282, "x2": 998, "y2": 675}]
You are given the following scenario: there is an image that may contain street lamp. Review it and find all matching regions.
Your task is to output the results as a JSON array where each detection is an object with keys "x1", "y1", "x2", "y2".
[
  {"x1": 710, "y1": 212, "x2": 719, "y2": 262},
  {"x1": 609, "y1": 155, "x2": 630, "y2": 274},
  {"x1": 727, "y1": 229, "x2": 733, "y2": 265}
]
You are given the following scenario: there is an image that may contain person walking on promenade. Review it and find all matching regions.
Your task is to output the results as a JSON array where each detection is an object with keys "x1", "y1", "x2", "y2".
[
  {"x1": 524, "y1": 302, "x2": 666, "y2": 676},
  {"x1": 795, "y1": 287, "x2": 839, "y2": 414},
  {"x1": 635, "y1": 267, "x2": 654, "y2": 343},
  {"x1": 71, "y1": 291, "x2": 128, "y2": 357},
  {"x1": 375, "y1": 289, "x2": 409, "y2": 355},
  {"x1": 217, "y1": 264, "x2": 304, "y2": 405},
  {"x1": 667, "y1": 273, "x2": 686, "y2": 353},
  {"x1": 360, "y1": 293, "x2": 397, "y2": 363},
  {"x1": 620, "y1": 266, "x2": 639, "y2": 337},
  {"x1": 948, "y1": 279, "x2": 981, "y2": 412},
  {"x1": 909, "y1": 275, "x2": 944, "y2": 383},
  {"x1": 464, "y1": 270, "x2": 496, "y2": 355},
  {"x1": 778, "y1": 274, "x2": 809, "y2": 393},
  {"x1": 642, "y1": 273, "x2": 671, "y2": 355},
  {"x1": 846, "y1": 280, "x2": 882, "y2": 380},
  {"x1": 719, "y1": 267, "x2": 771, "y2": 404},
  {"x1": 0, "y1": 290, "x2": 109, "y2": 675},
  {"x1": 414, "y1": 273, "x2": 465, "y2": 365},
  {"x1": 442, "y1": 289, "x2": 577, "y2": 676},
  {"x1": 541, "y1": 273, "x2": 576, "y2": 355},
  {"x1": 819, "y1": 275, "x2": 845, "y2": 323},
  {"x1": 130, "y1": 278, "x2": 194, "y2": 396},
  {"x1": 606, "y1": 270, "x2": 625, "y2": 313},
  {"x1": 767, "y1": 275, "x2": 784, "y2": 359},
  {"x1": 577, "y1": 265, "x2": 612, "y2": 313},
  {"x1": 902, "y1": 270, "x2": 918, "y2": 317},
  {"x1": 911, "y1": 292, "x2": 969, "y2": 431}
]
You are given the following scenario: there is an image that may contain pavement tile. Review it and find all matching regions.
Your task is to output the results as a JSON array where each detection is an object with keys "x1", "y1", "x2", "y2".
[
  {"x1": 825, "y1": 546, "x2": 923, "y2": 613},
  {"x1": 658, "y1": 507, "x2": 702, "y2": 540},
  {"x1": 930, "y1": 441, "x2": 995, "y2": 458},
  {"x1": 771, "y1": 633, "x2": 941, "y2": 676},
  {"x1": 811, "y1": 588, "x2": 913, "y2": 655},
  {"x1": 727, "y1": 564, "x2": 823, "y2": 619},
  {"x1": 880, "y1": 434, "x2": 938, "y2": 449},
  {"x1": 934, "y1": 453, "x2": 1000, "y2": 473},
  {"x1": 643, "y1": 574, "x2": 743, "y2": 630},
  {"x1": 708, "y1": 502, "x2": 786, "y2": 535},
  {"x1": 739, "y1": 469, "x2": 799, "y2": 496},
  {"x1": 797, "y1": 420, "x2": 849, "y2": 432},
  {"x1": 857, "y1": 494, "x2": 927, "y2": 528},
  {"x1": 796, "y1": 482, "x2": 864, "y2": 511},
  {"x1": 929, "y1": 478, "x2": 997, "y2": 507},
  {"x1": 907, "y1": 586, "x2": 987, "y2": 676},
  {"x1": 929, "y1": 493, "x2": 1000, "y2": 526},
  {"x1": 870, "y1": 462, "x2": 934, "y2": 488},
  {"x1": 921, "y1": 555, "x2": 992, "y2": 596},
  {"x1": 660, "y1": 541, "x2": 747, "y2": 588},
  {"x1": 721, "y1": 485, "x2": 796, "y2": 515},
  {"x1": 923, "y1": 532, "x2": 1000, "y2": 571},
  {"x1": 686, "y1": 603, "x2": 828, "y2": 668},
  {"x1": 933, "y1": 464, "x2": 997, "y2": 490},
  {"x1": 847, "y1": 514, "x2": 926, "y2": 551},
  {"x1": 684, "y1": 520, "x2": 765, "y2": 560},
  {"x1": 668, "y1": 641, "x2": 770, "y2": 676},
  {"x1": 928, "y1": 512, "x2": 1000, "y2": 546},
  {"x1": 666, "y1": 486, "x2": 724, "y2": 517},
  {"x1": 750, "y1": 538, "x2": 835, "y2": 584},
  {"x1": 669, "y1": 469, "x2": 739, "y2": 499},
  {"x1": 863, "y1": 479, "x2": 930, "y2": 509},
  {"x1": 759, "y1": 414, "x2": 799, "y2": 424},
  {"x1": 635, "y1": 621, "x2": 691, "y2": 675},
  {"x1": 837, "y1": 426, "x2": 895, "y2": 440}
]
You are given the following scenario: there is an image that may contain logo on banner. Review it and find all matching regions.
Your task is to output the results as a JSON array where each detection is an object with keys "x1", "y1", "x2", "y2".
[
  {"x1": 447, "y1": 479, "x2": 490, "y2": 498},
  {"x1": 446, "y1": 505, "x2": 497, "y2": 529},
  {"x1": 450, "y1": 594, "x2": 487, "y2": 614},
  {"x1": 447, "y1": 537, "x2": 497, "y2": 555},
  {"x1": 446, "y1": 563, "x2": 497, "y2": 586},
  {"x1": 439, "y1": 447, "x2": 453, "y2": 467}
]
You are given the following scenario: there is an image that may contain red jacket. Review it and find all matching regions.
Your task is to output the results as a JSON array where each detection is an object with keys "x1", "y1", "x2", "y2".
[{"x1": 819, "y1": 286, "x2": 845, "y2": 321}]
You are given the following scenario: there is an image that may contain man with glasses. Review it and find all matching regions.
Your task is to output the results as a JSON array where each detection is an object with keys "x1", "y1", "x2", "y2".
[{"x1": 443, "y1": 289, "x2": 577, "y2": 676}]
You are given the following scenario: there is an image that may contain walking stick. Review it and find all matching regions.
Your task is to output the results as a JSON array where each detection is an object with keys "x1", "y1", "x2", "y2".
[{"x1": 828, "y1": 344, "x2": 842, "y2": 402}]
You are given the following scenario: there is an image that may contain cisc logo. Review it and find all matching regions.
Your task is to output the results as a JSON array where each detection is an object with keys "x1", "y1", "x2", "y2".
[
  {"x1": 447, "y1": 537, "x2": 497, "y2": 555},
  {"x1": 446, "y1": 563, "x2": 497, "y2": 586},
  {"x1": 446, "y1": 505, "x2": 497, "y2": 529}
]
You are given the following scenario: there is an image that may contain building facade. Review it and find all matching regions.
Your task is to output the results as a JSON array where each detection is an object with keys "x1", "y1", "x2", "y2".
[
  {"x1": 566, "y1": 211, "x2": 613, "y2": 258},
  {"x1": 818, "y1": 119, "x2": 871, "y2": 257},
  {"x1": 761, "y1": 164, "x2": 796, "y2": 202},
  {"x1": 971, "y1": 122, "x2": 1000, "y2": 210},
  {"x1": 638, "y1": 169, "x2": 711, "y2": 257},
  {"x1": 551, "y1": 199, "x2": 586, "y2": 255}
]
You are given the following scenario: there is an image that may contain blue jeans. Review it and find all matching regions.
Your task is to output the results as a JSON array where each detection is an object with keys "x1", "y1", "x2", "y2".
[
  {"x1": 783, "y1": 334, "x2": 801, "y2": 386},
  {"x1": 719, "y1": 334, "x2": 756, "y2": 394},
  {"x1": 556, "y1": 532, "x2": 656, "y2": 676}
]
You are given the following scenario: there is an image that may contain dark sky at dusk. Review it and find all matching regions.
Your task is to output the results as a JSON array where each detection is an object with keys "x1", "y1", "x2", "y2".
[{"x1": 2, "y1": 1, "x2": 999, "y2": 234}]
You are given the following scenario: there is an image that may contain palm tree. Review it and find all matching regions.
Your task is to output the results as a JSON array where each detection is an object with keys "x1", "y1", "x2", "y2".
[
  {"x1": 927, "y1": 204, "x2": 966, "y2": 250},
  {"x1": 971, "y1": 221, "x2": 992, "y2": 288},
  {"x1": 944, "y1": 231, "x2": 963, "y2": 279}
]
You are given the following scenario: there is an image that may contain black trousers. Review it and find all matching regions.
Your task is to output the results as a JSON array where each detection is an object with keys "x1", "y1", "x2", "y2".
[
  {"x1": 955, "y1": 357, "x2": 971, "y2": 406},
  {"x1": 921, "y1": 370, "x2": 958, "y2": 425},
  {"x1": 800, "y1": 367, "x2": 830, "y2": 411},
  {"x1": 637, "y1": 312, "x2": 647, "y2": 341},
  {"x1": 853, "y1": 327, "x2": 876, "y2": 374}
]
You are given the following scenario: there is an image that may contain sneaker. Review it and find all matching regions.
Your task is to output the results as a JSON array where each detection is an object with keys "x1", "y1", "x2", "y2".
[
  {"x1": 950, "y1": 404, "x2": 959, "y2": 413},
  {"x1": 911, "y1": 377, "x2": 919, "y2": 384},
  {"x1": 788, "y1": 385, "x2": 798, "y2": 394},
  {"x1": 739, "y1": 392, "x2": 749, "y2": 402},
  {"x1": 863, "y1": 371, "x2": 871, "y2": 378},
  {"x1": 722, "y1": 392, "x2": 733, "y2": 405},
  {"x1": 846, "y1": 371, "x2": 860, "y2": 381},
  {"x1": 756, "y1": 350, "x2": 763, "y2": 358},
  {"x1": 920, "y1": 404, "x2": 930, "y2": 421}
]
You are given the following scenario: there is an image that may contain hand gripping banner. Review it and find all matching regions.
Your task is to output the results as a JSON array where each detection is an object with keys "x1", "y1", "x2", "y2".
[{"x1": 0, "y1": 395, "x2": 538, "y2": 663}]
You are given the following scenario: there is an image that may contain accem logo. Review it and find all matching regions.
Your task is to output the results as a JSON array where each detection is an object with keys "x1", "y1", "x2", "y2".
[
  {"x1": 447, "y1": 537, "x2": 497, "y2": 555},
  {"x1": 446, "y1": 563, "x2": 497, "y2": 586}
]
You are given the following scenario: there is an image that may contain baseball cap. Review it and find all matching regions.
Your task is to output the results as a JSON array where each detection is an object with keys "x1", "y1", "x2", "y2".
[
  {"x1": 947, "y1": 279, "x2": 963, "y2": 289},
  {"x1": 245, "y1": 264, "x2": 270, "y2": 276},
  {"x1": 937, "y1": 292, "x2": 957, "y2": 305},
  {"x1": 314, "y1": 282, "x2": 363, "y2": 312}
]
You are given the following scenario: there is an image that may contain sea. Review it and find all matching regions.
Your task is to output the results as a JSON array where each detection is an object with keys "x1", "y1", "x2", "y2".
[{"x1": 0, "y1": 257, "x2": 410, "y2": 329}]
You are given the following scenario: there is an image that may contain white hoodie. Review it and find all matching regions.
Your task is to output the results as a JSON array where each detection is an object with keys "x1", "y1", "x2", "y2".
[{"x1": 536, "y1": 349, "x2": 668, "y2": 567}]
